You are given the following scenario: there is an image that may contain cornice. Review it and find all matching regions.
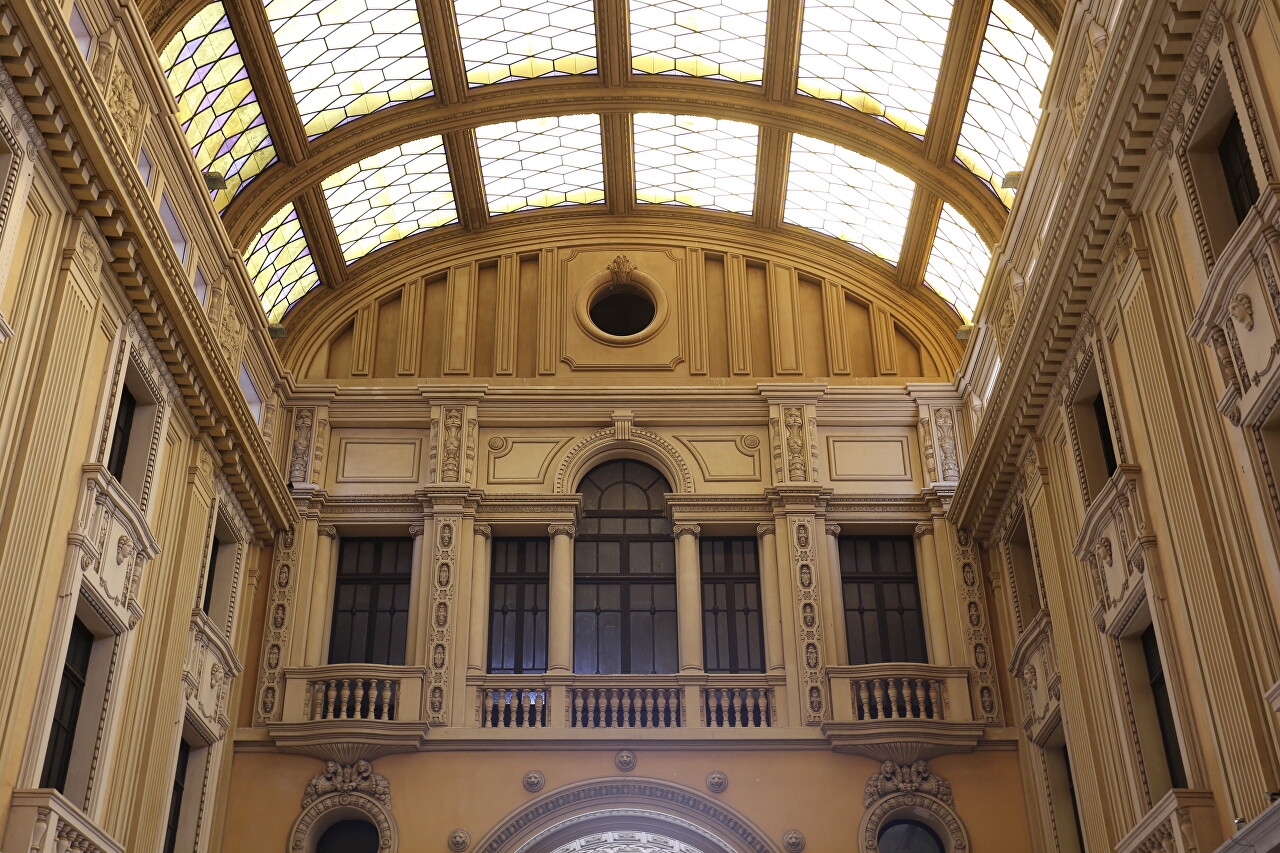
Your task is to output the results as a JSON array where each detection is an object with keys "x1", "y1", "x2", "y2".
[
  {"x1": 0, "y1": 0, "x2": 296, "y2": 539},
  {"x1": 949, "y1": 0, "x2": 1204, "y2": 537}
]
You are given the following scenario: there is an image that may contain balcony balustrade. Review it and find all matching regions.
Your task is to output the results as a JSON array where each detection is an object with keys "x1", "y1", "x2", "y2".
[
  {"x1": 270, "y1": 664, "x2": 429, "y2": 761},
  {"x1": 1115, "y1": 789, "x2": 1219, "y2": 853},
  {"x1": 2, "y1": 789, "x2": 123, "y2": 853},
  {"x1": 473, "y1": 675, "x2": 780, "y2": 730},
  {"x1": 823, "y1": 663, "x2": 984, "y2": 761}
]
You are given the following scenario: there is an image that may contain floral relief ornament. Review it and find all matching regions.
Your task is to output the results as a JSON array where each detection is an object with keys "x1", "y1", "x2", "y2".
[
  {"x1": 615, "y1": 750, "x2": 637, "y2": 771},
  {"x1": 706, "y1": 770, "x2": 729, "y2": 793},
  {"x1": 782, "y1": 830, "x2": 806, "y2": 852},
  {"x1": 448, "y1": 829, "x2": 470, "y2": 852}
]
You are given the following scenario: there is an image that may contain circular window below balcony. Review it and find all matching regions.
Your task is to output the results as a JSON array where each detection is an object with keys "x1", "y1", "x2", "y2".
[{"x1": 589, "y1": 283, "x2": 656, "y2": 337}]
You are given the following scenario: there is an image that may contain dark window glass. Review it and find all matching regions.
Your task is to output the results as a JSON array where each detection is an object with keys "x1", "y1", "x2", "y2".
[
  {"x1": 328, "y1": 538, "x2": 413, "y2": 665},
  {"x1": 1093, "y1": 393, "x2": 1118, "y2": 478},
  {"x1": 106, "y1": 385, "x2": 136, "y2": 482},
  {"x1": 317, "y1": 820, "x2": 380, "y2": 853},
  {"x1": 878, "y1": 820, "x2": 945, "y2": 853},
  {"x1": 162, "y1": 739, "x2": 191, "y2": 853},
  {"x1": 839, "y1": 537, "x2": 928, "y2": 665},
  {"x1": 1062, "y1": 743, "x2": 1085, "y2": 851},
  {"x1": 1218, "y1": 114, "x2": 1260, "y2": 225},
  {"x1": 574, "y1": 460, "x2": 677, "y2": 674},
  {"x1": 201, "y1": 536, "x2": 221, "y2": 614},
  {"x1": 40, "y1": 618, "x2": 95, "y2": 791},
  {"x1": 1141, "y1": 625, "x2": 1188, "y2": 789},
  {"x1": 700, "y1": 537, "x2": 764, "y2": 673},
  {"x1": 489, "y1": 538, "x2": 549, "y2": 674}
]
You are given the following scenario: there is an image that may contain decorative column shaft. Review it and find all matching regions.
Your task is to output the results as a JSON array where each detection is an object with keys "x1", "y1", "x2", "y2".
[
  {"x1": 674, "y1": 523, "x2": 704, "y2": 673},
  {"x1": 405, "y1": 523, "x2": 427, "y2": 665},
  {"x1": 303, "y1": 525, "x2": 338, "y2": 665},
  {"x1": 547, "y1": 524, "x2": 576, "y2": 673},
  {"x1": 467, "y1": 525, "x2": 492, "y2": 673},
  {"x1": 756, "y1": 524, "x2": 785, "y2": 673},
  {"x1": 915, "y1": 521, "x2": 949, "y2": 665},
  {"x1": 824, "y1": 523, "x2": 848, "y2": 666}
]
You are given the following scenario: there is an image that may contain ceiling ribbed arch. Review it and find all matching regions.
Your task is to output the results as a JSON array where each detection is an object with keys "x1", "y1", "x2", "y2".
[{"x1": 154, "y1": 0, "x2": 1054, "y2": 323}]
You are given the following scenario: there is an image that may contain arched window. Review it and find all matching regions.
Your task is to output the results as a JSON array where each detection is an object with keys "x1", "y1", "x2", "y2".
[
  {"x1": 877, "y1": 819, "x2": 945, "y2": 853},
  {"x1": 574, "y1": 460, "x2": 677, "y2": 674},
  {"x1": 317, "y1": 819, "x2": 380, "y2": 853}
]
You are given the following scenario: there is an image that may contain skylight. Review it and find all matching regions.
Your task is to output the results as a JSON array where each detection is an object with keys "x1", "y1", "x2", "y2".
[
  {"x1": 784, "y1": 134, "x2": 915, "y2": 262},
  {"x1": 322, "y1": 136, "x2": 457, "y2": 264},
  {"x1": 925, "y1": 203, "x2": 990, "y2": 320},
  {"x1": 634, "y1": 114, "x2": 758, "y2": 213},
  {"x1": 264, "y1": 0, "x2": 432, "y2": 137},
  {"x1": 797, "y1": 0, "x2": 953, "y2": 135},
  {"x1": 243, "y1": 202, "x2": 320, "y2": 321},
  {"x1": 956, "y1": 0, "x2": 1051, "y2": 205},
  {"x1": 630, "y1": 0, "x2": 769, "y2": 83},
  {"x1": 457, "y1": 0, "x2": 597, "y2": 85},
  {"x1": 159, "y1": 2, "x2": 276, "y2": 213},
  {"x1": 476, "y1": 115, "x2": 606, "y2": 214}
]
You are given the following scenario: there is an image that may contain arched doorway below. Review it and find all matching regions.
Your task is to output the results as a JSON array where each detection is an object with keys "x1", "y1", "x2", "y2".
[{"x1": 550, "y1": 830, "x2": 710, "y2": 853}]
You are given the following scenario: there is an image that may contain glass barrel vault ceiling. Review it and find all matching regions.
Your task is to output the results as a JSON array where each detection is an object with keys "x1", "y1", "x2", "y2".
[{"x1": 158, "y1": 0, "x2": 1052, "y2": 323}]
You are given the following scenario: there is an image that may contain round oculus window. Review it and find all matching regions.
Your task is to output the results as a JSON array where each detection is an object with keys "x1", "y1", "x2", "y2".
[{"x1": 588, "y1": 283, "x2": 656, "y2": 337}]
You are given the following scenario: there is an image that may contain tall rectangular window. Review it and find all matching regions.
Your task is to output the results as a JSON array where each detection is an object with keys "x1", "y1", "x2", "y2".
[
  {"x1": 162, "y1": 739, "x2": 191, "y2": 853},
  {"x1": 1141, "y1": 625, "x2": 1188, "y2": 789},
  {"x1": 201, "y1": 536, "x2": 221, "y2": 614},
  {"x1": 1092, "y1": 392, "x2": 1118, "y2": 478},
  {"x1": 158, "y1": 194, "x2": 188, "y2": 263},
  {"x1": 489, "y1": 538, "x2": 549, "y2": 674},
  {"x1": 1218, "y1": 114, "x2": 1260, "y2": 225},
  {"x1": 40, "y1": 618, "x2": 95, "y2": 791},
  {"x1": 700, "y1": 537, "x2": 764, "y2": 673},
  {"x1": 328, "y1": 538, "x2": 413, "y2": 665},
  {"x1": 106, "y1": 385, "x2": 137, "y2": 482},
  {"x1": 839, "y1": 536, "x2": 928, "y2": 664}
]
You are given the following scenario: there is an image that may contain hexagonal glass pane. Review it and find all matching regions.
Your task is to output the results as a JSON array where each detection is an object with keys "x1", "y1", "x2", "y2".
[
  {"x1": 925, "y1": 203, "x2": 989, "y2": 320},
  {"x1": 630, "y1": 0, "x2": 768, "y2": 83},
  {"x1": 956, "y1": 0, "x2": 1051, "y2": 206},
  {"x1": 457, "y1": 0, "x2": 597, "y2": 86},
  {"x1": 265, "y1": 0, "x2": 433, "y2": 137},
  {"x1": 159, "y1": 2, "x2": 276, "y2": 213},
  {"x1": 784, "y1": 134, "x2": 914, "y2": 263},
  {"x1": 797, "y1": 0, "x2": 953, "y2": 135},
  {"x1": 634, "y1": 113, "x2": 758, "y2": 213},
  {"x1": 322, "y1": 136, "x2": 457, "y2": 263},
  {"x1": 476, "y1": 115, "x2": 605, "y2": 214},
  {"x1": 243, "y1": 202, "x2": 320, "y2": 320}
]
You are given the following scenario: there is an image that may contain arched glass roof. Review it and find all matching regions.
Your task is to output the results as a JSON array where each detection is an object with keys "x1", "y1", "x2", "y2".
[{"x1": 158, "y1": 0, "x2": 1052, "y2": 323}]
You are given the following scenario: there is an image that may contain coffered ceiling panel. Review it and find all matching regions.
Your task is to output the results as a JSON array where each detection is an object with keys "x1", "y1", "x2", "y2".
[
  {"x1": 457, "y1": 0, "x2": 597, "y2": 85},
  {"x1": 629, "y1": 0, "x2": 769, "y2": 83}
]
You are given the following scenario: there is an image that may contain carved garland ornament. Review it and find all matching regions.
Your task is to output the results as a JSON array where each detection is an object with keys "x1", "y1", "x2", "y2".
[
  {"x1": 256, "y1": 526, "x2": 297, "y2": 723},
  {"x1": 955, "y1": 530, "x2": 1001, "y2": 724},
  {"x1": 428, "y1": 518, "x2": 459, "y2": 724},
  {"x1": 441, "y1": 408, "x2": 463, "y2": 482},
  {"x1": 790, "y1": 519, "x2": 826, "y2": 724}
]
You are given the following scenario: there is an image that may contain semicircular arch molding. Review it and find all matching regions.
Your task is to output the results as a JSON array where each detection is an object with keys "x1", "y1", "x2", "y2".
[
  {"x1": 274, "y1": 218, "x2": 965, "y2": 378},
  {"x1": 857, "y1": 793, "x2": 969, "y2": 851},
  {"x1": 556, "y1": 429, "x2": 695, "y2": 495},
  {"x1": 221, "y1": 86, "x2": 1007, "y2": 251},
  {"x1": 289, "y1": 791, "x2": 398, "y2": 853},
  {"x1": 473, "y1": 778, "x2": 784, "y2": 853}
]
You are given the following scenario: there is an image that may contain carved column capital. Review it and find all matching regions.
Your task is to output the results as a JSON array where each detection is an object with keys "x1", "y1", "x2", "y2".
[
  {"x1": 409, "y1": 523, "x2": 425, "y2": 538},
  {"x1": 756, "y1": 523, "x2": 776, "y2": 537},
  {"x1": 317, "y1": 524, "x2": 338, "y2": 539},
  {"x1": 672, "y1": 523, "x2": 701, "y2": 538},
  {"x1": 547, "y1": 523, "x2": 576, "y2": 539},
  {"x1": 825, "y1": 523, "x2": 841, "y2": 537},
  {"x1": 474, "y1": 523, "x2": 492, "y2": 540},
  {"x1": 913, "y1": 523, "x2": 934, "y2": 539}
]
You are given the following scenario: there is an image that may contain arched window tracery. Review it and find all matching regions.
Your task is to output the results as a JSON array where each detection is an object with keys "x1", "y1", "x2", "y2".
[{"x1": 573, "y1": 460, "x2": 678, "y2": 675}]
